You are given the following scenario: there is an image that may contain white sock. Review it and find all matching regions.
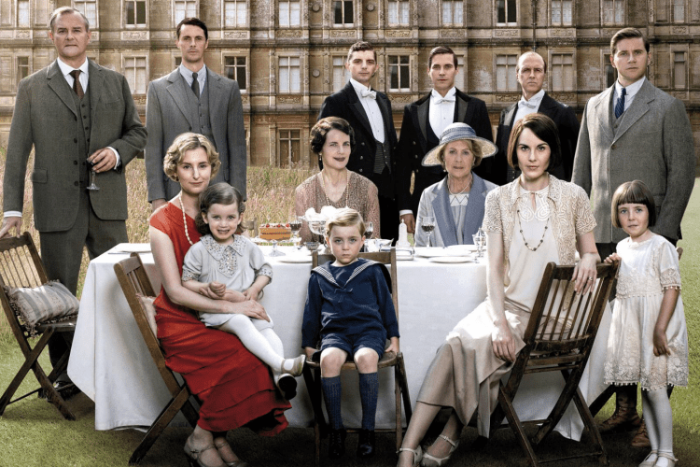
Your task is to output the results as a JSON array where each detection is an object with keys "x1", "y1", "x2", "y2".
[{"x1": 218, "y1": 315, "x2": 284, "y2": 371}]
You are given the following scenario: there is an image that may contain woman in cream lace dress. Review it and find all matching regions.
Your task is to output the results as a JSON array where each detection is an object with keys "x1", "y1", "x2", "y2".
[
  {"x1": 295, "y1": 117, "x2": 380, "y2": 243},
  {"x1": 397, "y1": 114, "x2": 601, "y2": 467}
]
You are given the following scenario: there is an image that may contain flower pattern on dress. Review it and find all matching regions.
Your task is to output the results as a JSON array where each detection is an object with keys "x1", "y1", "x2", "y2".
[
  {"x1": 201, "y1": 234, "x2": 245, "y2": 277},
  {"x1": 483, "y1": 176, "x2": 597, "y2": 270}
]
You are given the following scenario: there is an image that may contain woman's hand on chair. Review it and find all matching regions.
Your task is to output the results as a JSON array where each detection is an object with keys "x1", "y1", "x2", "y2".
[
  {"x1": 492, "y1": 321, "x2": 516, "y2": 363},
  {"x1": 573, "y1": 253, "x2": 598, "y2": 295}
]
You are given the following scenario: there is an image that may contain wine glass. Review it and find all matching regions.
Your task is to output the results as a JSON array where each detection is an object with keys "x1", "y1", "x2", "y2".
[
  {"x1": 308, "y1": 219, "x2": 327, "y2": 252},
  {"x1": 289, "y1": 217, "x2": 302, "y2": 250},
  {"x1": 86, "y1": 161, "x2": 100, "y2": 191},
  {"x1": 472, "y1": 228, "x2": 486, "y2": 258},
  {"x1": 364, "y1": 222, "x2": 374, "y2": 252},
  {"x1": 421, "y1": 216, "x2": 436, "y2": 248},
  {"x1": 269, "y1": 239, "x2": 286, "y2": 257}
]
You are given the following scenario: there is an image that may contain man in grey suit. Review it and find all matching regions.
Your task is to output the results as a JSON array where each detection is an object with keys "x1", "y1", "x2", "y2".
[
  {"x1": 493, "y1": 51, "x2": 579, "y2": 185},
  {"x1": 572, "y1": 27, "x2": 695, "y2": 444},
  {"x1": 0, "y1": 7, "x2": 146, "y2": 396},
  {"x1": 146, "y1": 17, "x2": 246, "y2": 211}
]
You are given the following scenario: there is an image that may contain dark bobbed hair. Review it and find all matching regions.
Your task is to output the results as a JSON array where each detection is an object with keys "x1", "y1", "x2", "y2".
[
  {"x1": 611, "y1": 180, "x2": 657, "y2": 229},
  {"x1": 428, "y1": 46, "x2": 457, "y2": 69},
  {"x1": 611, "y1": 27, "x2": 649, "y2": 55},
  {"x1": 177, "y1": 17, "x2": 209, "y2": 41},
  {"x1": 347, "y1": 41, "x2": 376, "y2": 62},
  {"x1": 195, "y1": 183, "x2": 245, "y2": 236},
  {"x1": 310, "y1": 117, "x2": 356, "y2": 155},
  {"x1": 506, "y1": 113, "x2": 562, "y2": 172}
]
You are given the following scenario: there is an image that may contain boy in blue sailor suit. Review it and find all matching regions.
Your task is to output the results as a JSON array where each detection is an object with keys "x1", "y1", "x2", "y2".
[{"x1": 301, "y1": 208, "x2": 399, "y2": 460}]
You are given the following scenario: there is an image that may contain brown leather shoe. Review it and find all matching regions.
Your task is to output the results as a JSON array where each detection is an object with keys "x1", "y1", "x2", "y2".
[
  {"x1": 631, "y1": 419, "x2": 651, "y2": 448},
  {"x1": 598, "y1": 405, "x2": 642, "y2": 433}
]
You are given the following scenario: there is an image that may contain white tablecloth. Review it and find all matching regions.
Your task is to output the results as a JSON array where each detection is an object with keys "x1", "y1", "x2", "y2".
[{"x1": 68, "y1": 244, "x2": 609, "y2": 439}]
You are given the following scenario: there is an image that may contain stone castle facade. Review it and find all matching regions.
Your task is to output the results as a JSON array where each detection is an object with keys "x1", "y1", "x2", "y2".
[{"x1": 1, "y1": 0, "x2": 699, "y2": 169}]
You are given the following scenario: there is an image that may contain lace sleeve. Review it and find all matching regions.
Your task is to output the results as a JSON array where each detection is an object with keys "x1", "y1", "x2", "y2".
[
  {"x1": 658, "y1": 239, "x2": 682, "y2": 290},
  {"x1": 482, "y1": 189, "x2": 502, "y2": 233},
  {"x1": 250, "y1": 243, "x2": 273, "y2": 282},
  {"x1": 295, "y1": 178, "x2": 315, "y2": 243},
  {"x1": 364, "y1": 181, "x2": 381, "y2": 239},
  {"x1": 573, "y1": 186, "x2": 597, "y2": 236}
]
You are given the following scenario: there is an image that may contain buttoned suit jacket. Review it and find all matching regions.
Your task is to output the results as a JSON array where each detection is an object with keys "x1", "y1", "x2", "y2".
[
  {"x1": 2, "y1": 59, "x2": 146, "y2": 233},
  {"x1": 395, "y1": 89, "x2": 494, "y2": 213},
  {"x1": 572, "y1": 79, "x2": 695, "y2": 243},
  {"x1": 493, "y1": 92, "x2": 579, "y2": 186},
  {"x1": 317, "y1": 82, "x2": 398, "y2": 191},
  {"x1": 145, "y1": 67, "x2": 246, "y2": 201}
]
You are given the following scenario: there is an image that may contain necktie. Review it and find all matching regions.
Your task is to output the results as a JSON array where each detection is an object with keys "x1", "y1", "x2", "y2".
[
  {"x1": 615, "y1": 87, "x2": 626, "y2": 119},
  {"x1": 519, "y1": 97, "x2": 538, "y2": 109},
  {"x1": 191, "y1": 72, "x2": 200, "y2": 98},
  {"x1": 435, "y1": 96, "x2": 455, "y2": 105},
  {"x1": 70, "y1": 70, "x2": 84, "y2": 99},
  {"x1": 361, "y1": 89, "x2": 376, "y2": 99}
]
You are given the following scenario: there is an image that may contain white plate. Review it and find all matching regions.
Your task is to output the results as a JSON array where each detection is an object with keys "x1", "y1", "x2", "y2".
[
  {"x1": 395, "y1": 254, "x2": 414, "y2": 261},
  {"x1": 276, "y1": 255, "x2": 312, "y2": 263},
  {"x1": 429, "y1": 256, "x2": 475, "y2": 264},
  {"x1": 446, "y1": 244, "x2": 478, "y2": 255},
  {"x1": 415, "y1": 247, "x2": 450, "y2": 258}
]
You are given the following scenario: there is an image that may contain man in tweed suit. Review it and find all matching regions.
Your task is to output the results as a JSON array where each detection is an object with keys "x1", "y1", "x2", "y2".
[
  {"x1": 146, "y1": 17, "x2": 247, "y2": 210},
  {"x1": 573, "y1": 27, "x2": 695, "y2": 444},
  {"x1": 0, "y1": 7, "x2": 146, "y2": 396}
]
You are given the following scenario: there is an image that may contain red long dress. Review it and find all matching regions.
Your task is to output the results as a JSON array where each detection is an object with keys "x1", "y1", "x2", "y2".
[{"x1": 150, "y1": 203, "x2": 290, "y2": 433}]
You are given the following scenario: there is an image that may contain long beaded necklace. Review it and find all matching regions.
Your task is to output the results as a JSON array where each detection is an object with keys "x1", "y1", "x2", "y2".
[
  {"x1": 178, "y1": 193, "x2": 194, "y2": 246},
  {"x1": 516, "y1": 191, "x2": 549, "y2": 252},
  {"x1": 318, "y1": 169, "x2": 350, "y2": 207}
]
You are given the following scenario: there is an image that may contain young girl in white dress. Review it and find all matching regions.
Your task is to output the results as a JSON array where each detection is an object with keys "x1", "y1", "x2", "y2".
[
  {"x1": 604, "y1": 180, "x2": 688, "y2": 467},
  {"x1": 181, "y1": 183, "x2": 305, "y2": 400}
]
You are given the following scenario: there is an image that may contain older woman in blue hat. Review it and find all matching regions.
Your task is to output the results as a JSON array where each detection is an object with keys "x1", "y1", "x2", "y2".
[{"x1": 414, "y1": 123, "x2": 498, "y2": 247}]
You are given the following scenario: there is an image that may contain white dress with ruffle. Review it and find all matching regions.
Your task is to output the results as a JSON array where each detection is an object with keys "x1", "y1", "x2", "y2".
[{"x1": 603, "y1": 234, "x2": 688, "y2": 391}]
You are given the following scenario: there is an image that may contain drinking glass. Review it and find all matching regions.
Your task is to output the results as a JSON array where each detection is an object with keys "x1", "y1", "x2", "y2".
[
  {"x1": 289, "y1": 217, "x2": 302, "y2": 250},
  {"x1": 364, "y1": 222, "x2": 374, "y2": 252},
  {"x1": 269, "y1": 240, "x2": 286, "y2": 257},
  {"x1": 309, "y1": 219, "x2": 327, "y2": 252},
  {"x1": 472, "y1": 228, "x2": 486, "y2": 258},
  {"x1": 86, "y1": 161, "x2": 100, "y2": 191},
  {"x1": 421, "y1": 216, "x2": 436, "y2": 248}
]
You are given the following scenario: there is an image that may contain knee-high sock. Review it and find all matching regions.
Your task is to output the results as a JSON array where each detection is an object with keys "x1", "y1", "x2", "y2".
[
  {"x1": 260, "y1": 328, "x2": 285, "y2": 378},
  {"x1": 321, "y1": 376, "x2": 344, "y2": 431},
  {"x1": 643, "y1": 387, "x2": 674, "y2": 455},
  {"x1": 359, "y1": 372, "x2": 379, "y2": 431},
  {"x1": 218, "y1": 315, "x2": 284, "y2": 371}
]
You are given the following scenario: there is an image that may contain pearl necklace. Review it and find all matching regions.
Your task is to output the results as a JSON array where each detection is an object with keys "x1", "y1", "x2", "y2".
[
  {"x1": 318, "y1": 169, "x2": 350, "y2": 207},
  {"x1": 178, "y1": 193, "x2": 194, "y2": 246}
]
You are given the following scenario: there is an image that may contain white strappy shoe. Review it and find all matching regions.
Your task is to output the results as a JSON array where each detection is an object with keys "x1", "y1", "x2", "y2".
[
  {"x1": 654, "y1": 451, "x2": 678, "y2": 467},
  {"x1": 397, "y1": 445, "x2": 423, "y2": 467},
  {"x1": 421, "y1": 434, "x2": 460, "y2": 467}
]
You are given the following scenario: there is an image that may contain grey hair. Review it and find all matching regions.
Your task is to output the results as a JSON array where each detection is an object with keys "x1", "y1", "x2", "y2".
[{"x1": 49, "y1": 7, "x2": 90, "y2": 32}]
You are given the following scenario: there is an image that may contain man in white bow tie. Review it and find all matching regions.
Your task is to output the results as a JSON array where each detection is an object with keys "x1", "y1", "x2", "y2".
[
  {"x1": 493, "y1": 51, "x2": 579, "y2": 185},
  {"x1": 319, "y1": 41, "x2": 400, "y2": 240},
  {"x1": 395, "y1": 46, "x2": 495, "y2": 233}
]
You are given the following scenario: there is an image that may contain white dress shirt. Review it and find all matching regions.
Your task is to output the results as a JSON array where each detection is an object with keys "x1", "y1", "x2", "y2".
[
  {"x1": 614, "y1": 76, "x2": 645, "y2": 114},
  {"x1": 349, "y1": 78, "x2": 385, "y2": 143},
  {"x1": 179, "y1": 63, "x2": 207, "y2": 96},
  {"x1": 513, "y1": 89, "x2": 545, "y2": 124},
  {"x1": 429, "y1": 87, "x2": 457, "y2": 139}
]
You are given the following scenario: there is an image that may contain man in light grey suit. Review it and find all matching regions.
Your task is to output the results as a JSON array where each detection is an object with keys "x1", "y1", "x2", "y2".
[
  {"x1": 573, "y1": 27, "x2": 695, "y2": 444},
  {"x1": 146, "y1": 17, "x2": 246, "y2": 211},
  {"x1": 0, "y1": 7, "x2": 146, "y2": 396}
]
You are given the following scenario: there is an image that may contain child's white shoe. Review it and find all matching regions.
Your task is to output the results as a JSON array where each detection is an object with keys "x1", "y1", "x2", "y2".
[
  {"x1": 639, "y1": 451, "x2": 658, "y2": 467},
  {"x1": 654, "y1": 451, "x2": 677, "y2": 467},
  {"x1": 281, "y1": 354, "x2": 306, "y2": 376}
]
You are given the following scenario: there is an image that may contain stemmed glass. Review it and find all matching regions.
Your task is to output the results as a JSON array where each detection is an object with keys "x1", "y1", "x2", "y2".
[
  {"x1": 289, "y1": 217, "x2": 302, "y2": 250},
  {"x1": 87, "y1": 162, "x2": 100, "y2": 191},
  {"x1": 472, "y1": 228, "x2": 486, "y2": 258},
  {"x1": 421, "y1": 216, "x2": 436, "y2": 248},
  {"x1": 269, "y1": 239, "x2": 286, "y2": 257},
  {"x1": 364, "y1": 222, "x2": 374, "y2": 252},
  {"x1": 308, "y1": 219, "x2": 327, "y2": 253}
]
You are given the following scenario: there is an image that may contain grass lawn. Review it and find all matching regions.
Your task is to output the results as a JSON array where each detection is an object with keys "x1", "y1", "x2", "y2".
[{"x1": 0, "y1": 158, "x2": 698, "y2": 465}]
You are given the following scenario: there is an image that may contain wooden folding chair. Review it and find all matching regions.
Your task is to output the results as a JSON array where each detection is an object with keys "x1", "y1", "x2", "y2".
[
  {"x1": 486, "y1": 262, "x2": 618, "y2": 467},
  {"x1": 302, "y1": 249, "x2": 412, "y2": 464},
  {"x1": 0, "y1": 232, "x2": 76, "y2": 420},
  {"x1": 113, "y1": 253, "x2": 199, "y2": 466}
]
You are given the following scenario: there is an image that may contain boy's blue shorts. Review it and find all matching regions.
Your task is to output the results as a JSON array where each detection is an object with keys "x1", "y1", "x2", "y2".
[{"x1": 320, "y1": 332, "x2": 386, "y2": 360}]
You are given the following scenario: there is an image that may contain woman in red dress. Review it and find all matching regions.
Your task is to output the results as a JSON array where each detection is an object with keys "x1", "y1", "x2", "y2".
[{"x1": 150, "y1": 132, "x2": 290, "y2": 467}]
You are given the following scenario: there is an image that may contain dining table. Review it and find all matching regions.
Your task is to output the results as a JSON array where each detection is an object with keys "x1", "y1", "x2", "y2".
[{"x1": 67, "y1": 243, "x2": 610, "y2": 440}]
